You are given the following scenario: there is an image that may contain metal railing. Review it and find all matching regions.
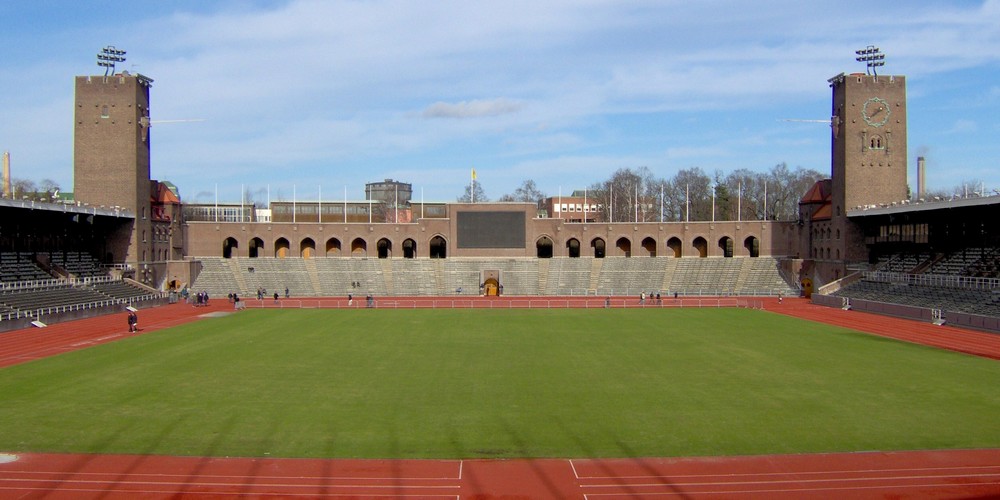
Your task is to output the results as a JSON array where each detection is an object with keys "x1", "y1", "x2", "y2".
[{"x1": 863, "y1": 271, "x2": 1000, "y2": 290}]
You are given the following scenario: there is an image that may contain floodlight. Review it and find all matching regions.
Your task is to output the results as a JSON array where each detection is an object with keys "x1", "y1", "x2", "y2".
[
  {"x1": 855, "y1": 45, "x2": 886, "y2": 76},
  {"x1": 96, "y1": 46, "x2": 127, "y2": 76}
]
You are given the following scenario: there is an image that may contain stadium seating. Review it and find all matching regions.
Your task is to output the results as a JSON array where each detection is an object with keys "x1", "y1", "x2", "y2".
[{"x1": 189, "y1": 256, "x2": 799, "y2": 298}]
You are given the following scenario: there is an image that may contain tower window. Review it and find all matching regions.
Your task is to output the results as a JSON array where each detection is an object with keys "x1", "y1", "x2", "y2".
[
  {"x1": 101, "y1": 105, "x2": 109, "y2": 118},
  {"x1": 869, "y1": 136, "x2": 884, "y2": 150}
]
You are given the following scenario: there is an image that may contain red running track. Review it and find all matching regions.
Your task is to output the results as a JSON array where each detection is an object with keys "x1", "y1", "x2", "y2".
[{"x1": 0, "y1": 297, "x2": 998, "y2": 499}]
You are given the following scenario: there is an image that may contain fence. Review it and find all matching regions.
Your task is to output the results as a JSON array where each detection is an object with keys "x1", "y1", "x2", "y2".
[{"x1": 241, "y1": 296, "x2": 764, "y2": 310}]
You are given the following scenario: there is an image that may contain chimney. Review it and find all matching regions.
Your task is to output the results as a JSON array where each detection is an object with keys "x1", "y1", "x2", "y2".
[
  {"x1": 2, "y1": 151, "x2": 10, "y2": 198},
  {"x1": 917, "y1": 156, "x2": 926, "y2": 200}
]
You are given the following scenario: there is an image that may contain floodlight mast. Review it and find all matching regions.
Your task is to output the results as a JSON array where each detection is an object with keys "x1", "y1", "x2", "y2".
[
  {"x1": 855, "y1": 45, "x2": 885, "y2": 76},
  {"x1": 96, "y1": 46, "x2": 127, "y2": 77}
]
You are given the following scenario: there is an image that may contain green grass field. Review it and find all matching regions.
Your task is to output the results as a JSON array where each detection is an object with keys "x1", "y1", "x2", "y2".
[{"x1": 0, "y1": 308, "x2": 998, "y2": 459}]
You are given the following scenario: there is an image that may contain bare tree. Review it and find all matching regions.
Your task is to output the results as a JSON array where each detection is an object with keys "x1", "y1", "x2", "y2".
[
  {"x1": 501, "y1": 179, "x2": 547, "y2": 208},
  {"x1": 457, "y1": 182, "x2": 489, "y2": 203}
]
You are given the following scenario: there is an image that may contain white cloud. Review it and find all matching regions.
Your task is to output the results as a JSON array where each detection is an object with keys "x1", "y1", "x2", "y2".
[{"x1": 422, "y1": 99, "x2": 524, "y2": 119}]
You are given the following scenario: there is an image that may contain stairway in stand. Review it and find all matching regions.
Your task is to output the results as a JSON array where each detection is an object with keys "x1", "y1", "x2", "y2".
[
  {"x1": 380, "y1": 259, "x2": 394, "y2": 295},
  {"x1": 226, "y1": 258, "x2": 249, "y2": 295},
  {"x1": 537, "y1": 258, "x2": 549, "y2": 295},
  {"x1": 303, "y1": 258, "x2": 322, "y2": 296},
  {"x1": 588, "y1": 258, "x2": 603, "y2": 294}
]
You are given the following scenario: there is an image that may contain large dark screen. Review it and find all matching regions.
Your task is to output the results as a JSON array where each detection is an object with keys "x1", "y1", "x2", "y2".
[{"x1": 457, "y1": 211, "x2": 526, "y2": 248}]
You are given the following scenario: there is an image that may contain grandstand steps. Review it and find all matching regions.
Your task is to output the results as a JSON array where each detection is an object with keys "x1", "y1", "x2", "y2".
[
  {"x1": 225, "y1": 259, "x2": 248, "y2": 295},
  {"x1": 734, "y1": 257, "x2": 753, "y2": 291},
  {"x1": 303, "y1": 258, "x2": 322, "y2": 296},
  {"x1": 588, "y1": 258, "x2": 602, "y2": 293},
  {"x1": 662, "y1": 258, "x2": 677, "y2": 292},
  {"x1": 226, "y1": 258, "x2": 249, "y2": 294},
  {"x1": 380, "y1": 259, "x2": 394, "y2": 295},
  {"x1": 537, "y1": 258, "x2": 549, "y2": 294},
  {"x1": 433, "y1": 259, "x2": 445, "y2": 294}
]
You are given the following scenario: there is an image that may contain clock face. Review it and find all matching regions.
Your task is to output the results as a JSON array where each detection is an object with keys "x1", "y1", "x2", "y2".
[{"x1": 862, "y1": 97, "x2": 890, "y2": 127}]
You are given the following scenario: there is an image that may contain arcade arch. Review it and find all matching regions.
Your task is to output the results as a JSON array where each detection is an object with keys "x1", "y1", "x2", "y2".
[
  {"x1": 667, "y1": 237, "x2": 682, "y2": 258},
  {"x1": 326, "y1": 238, "x2": 342, "y2": 257},
  {"x1": 641, "y1": 237, "x2": 656, "y2": 257},
  {"x1": 536, "y1": 236, "x2": 553, "y2": 258},
  {"x1": 744, "y1": 236, "x2": 760, "y2": 257},
  {"x1": 591, "y1": 237, "x2": 606, "y2": 258},
  {"x1": 429, "y1": 235, "x2": 447, "y2": 259},
  {"x1": 377, "y1": 238, "x2": 392, "y2": 259},
  {"x1": 301, "y1": 237, "x2": 316, "y2": 258},
  {"x1": 693, "y1": 236, "x2": 708, "y2": 258},
  {"x1": 275, "y1": 237, "x2": 290, "y2": 258},
  {"x1": 402, "y1": 238, "x2": 416, "y2": 258},
  {"x1": 249, "y1": 237, "x2": 264, "y2": 258},
  {"x1": 719, "y1": 236, "x2": 734, "y2": 258},
  {"x1": 566, "y1": 238, "x2": 581, "y2": 258},
  {"x1": 351, "y1": 238, "x2": 367, "y2": 257},
  {"x1": 222, "y1": 237, "x2": 238, "y2": 258},
  {"x1": 616, "y1": 237, "x2": 631, "y2": 257}
]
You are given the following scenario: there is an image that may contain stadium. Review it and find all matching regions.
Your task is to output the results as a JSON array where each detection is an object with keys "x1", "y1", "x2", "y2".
[{"x1": 0, "y1": 57, "x2": 998, "y2": 497}]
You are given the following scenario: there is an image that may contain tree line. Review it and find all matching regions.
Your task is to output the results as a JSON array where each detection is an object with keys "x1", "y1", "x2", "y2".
[{"x1": 463, "y1": 163, "x2": 827, "y2": 222}]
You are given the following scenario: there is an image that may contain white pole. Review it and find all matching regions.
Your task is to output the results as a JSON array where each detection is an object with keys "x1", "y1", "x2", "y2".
[
  {"x1": 660, "y1": 184, "x2": 664, "y2": 222},
  {"x1": 214, "y1": 183, "x2": 218, "y2": 222},
  {"x1": 318, "y1": 185, "x2": 322, "y2": 223},
  {"x1": 369, "y1": 198, "x2": 372, "y2": 223},
  {"x1": 558, "y1": 186, "x2": 562, "y2": 220},
  {"x1": 421, "y1": 187, "x2": 425, "y2": 219},
  {"x1": 634, "y1": 184, "x2": 638, "y2": 223},
  {"x1": 394, "y1": 184, "x2": 398, "y2": 223},
  {"x1": 685, "y1": 184, "x2": 689, "y2": 223},
  {"x1": 610, "y1": 185, "x2": 614, "y2": 222},
  {"x1": 738, "y1": 181, "x2": 742, "y2": 222},
  {"x1": 240, "y1": 183, "x2": 244, "y2": 222},
  {"x1": 712, "y1": 184, "x2": 716, "y2": 222},
  {"x1": 344, "y1": 185, "x2": 347, "y2": 223},
  {"x1": 293, "y1": 184, "x2": 296, "y2": 224},
  {"x1": 267, "y1": 184, "x2": 270, "y2": 209},
  {"x1": 763, "y1": 182, "x2": 767, "y2": 220},
  {"x1": 584, "y1": 188, "x2": 588, "y2": 222}
]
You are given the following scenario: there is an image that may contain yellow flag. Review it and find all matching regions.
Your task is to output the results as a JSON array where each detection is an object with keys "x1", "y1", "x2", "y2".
[{"x1": 471, "y1": 168, "x2": 477, "y2": 181}]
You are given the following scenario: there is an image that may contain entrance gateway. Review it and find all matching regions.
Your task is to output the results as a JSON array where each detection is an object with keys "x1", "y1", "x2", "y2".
[{"x1": 482, "y1": 269, "x2": 500, "y2": 296}]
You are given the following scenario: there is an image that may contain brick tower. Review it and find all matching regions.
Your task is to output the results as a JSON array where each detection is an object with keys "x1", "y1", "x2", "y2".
[
  {"x1": 73, "y1": 72, "x2": 154, "y2": 267},
  {"x1": 829, "y1": 72, "x2": 908, "y2": 213}
]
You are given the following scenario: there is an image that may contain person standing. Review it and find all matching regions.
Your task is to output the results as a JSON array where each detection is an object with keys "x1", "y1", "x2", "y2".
[
  {"x1": 348, "y1": 293, "x2": 353, "y2": 306},
  {"x1": 639, "y1": 291, "x2": 646, "y2": 305}
]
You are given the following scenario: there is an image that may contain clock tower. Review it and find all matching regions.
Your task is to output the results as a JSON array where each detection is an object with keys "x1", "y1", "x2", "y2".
[{"x1": 828, "y1": 72, "x2": 908, "y2": 213}]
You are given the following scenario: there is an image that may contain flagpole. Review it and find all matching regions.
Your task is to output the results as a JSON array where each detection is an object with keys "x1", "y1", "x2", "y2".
[
  {"x1": 584, "y1": 188, "x2": 588, "y2": 222},
  {"x1": 318, "y1": 185, "x2": 322, "y2": 223},
  {"x1": 240, "y1": 183, "x2": 244, "y2": 222},
  {"x1": 712, "y1": 184, "x2": 716, "y2": 222},
  {"x1": 343, "y1": 185, "x2": 347, "y2": 223},
  {"x1": 685, "y1": 184, "x2": 690, "y2": 223},
  {"x1": 763, "y1": 182, "x2": 767, "y2": 220},
  {"x1": 738, "y1": 181, "x2": 742, "y2": 222},
  {"x1": 558, "y1": 186, "x2": 561, "y2": 220},
  {"x1": 214, "y1": 183, "x2": 218, "y2": 222}
]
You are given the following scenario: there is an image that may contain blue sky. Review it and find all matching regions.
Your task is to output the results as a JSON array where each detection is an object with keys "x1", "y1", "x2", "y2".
[{"x1": 1, "y1": 0, "x2": 998, "y2": 203}]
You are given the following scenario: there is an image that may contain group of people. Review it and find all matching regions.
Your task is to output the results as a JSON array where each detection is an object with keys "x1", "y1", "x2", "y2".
[
  {"x1": 126, "y1": 310, "x2": 138, "y2": 333},
  {"x1": 638, "y1": 291, "x2": 664, "y2": 305},
  {"x1": 347, "y1": 292, "x2": 375, "y2": 308},
  {"x1": 192, "y1": 291, "x2": 210, "y2": 306}
]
